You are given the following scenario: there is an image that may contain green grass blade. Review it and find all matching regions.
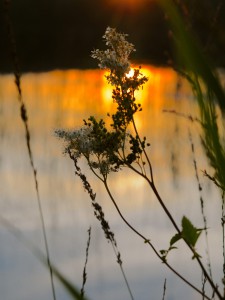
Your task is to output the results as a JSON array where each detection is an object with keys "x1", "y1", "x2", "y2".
[
  {"x1": 37, "y1": 253, "x2": 89, "y2": 300},
  {"x1": 158, "y1": 0, "x2": 225, "y2": 111},
  {"x1": 0, "y1": 216, "x2": 89, "y2": 300}
]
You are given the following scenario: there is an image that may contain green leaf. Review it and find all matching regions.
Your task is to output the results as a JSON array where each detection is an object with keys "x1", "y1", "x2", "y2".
[
  {"x1": 170, "y1": 233, "x2": 182, "y2": 246},
  {"x1": 160, "y1": 249, "x2": 167, "y2": 255},
  {"x1": 168, "y1": 246, "x2": 177, "y2": 251},
  {"x1": 50, "y1": 265, "x2": 88, "y2": 300},
  {"x1": 181, "y1": 216, "x2": 202, "y2": 247}
]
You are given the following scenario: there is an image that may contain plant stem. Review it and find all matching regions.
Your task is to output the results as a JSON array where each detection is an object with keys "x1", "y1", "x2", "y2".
[
  {"x1": 3, "y1": 2, "x2": 56, "y2": 299},
  {"x1": 110, "y1": 242, "x2": 135, "y2": 300},
  {"x1": 103, "y1": 180, "x2": 212, "y2": 300},
  {"x1": 130, "y1": 112, "x2": 222, "y2": 299},
  {"x1": 149, "y1": 179, "x2": 222, "y2": 299}
]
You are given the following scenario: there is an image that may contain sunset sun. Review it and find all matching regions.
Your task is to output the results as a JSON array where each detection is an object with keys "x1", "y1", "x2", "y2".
[{"x1": 106, "y1": 0, "x2": 148, "y2": 11}]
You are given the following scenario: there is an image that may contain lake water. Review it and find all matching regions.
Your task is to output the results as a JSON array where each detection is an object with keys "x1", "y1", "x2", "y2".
[{"x1": 0, "y1": 66, "x2": 223, "y2": 300}]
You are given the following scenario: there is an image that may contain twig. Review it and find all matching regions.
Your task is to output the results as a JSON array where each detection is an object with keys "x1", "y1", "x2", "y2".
[
  {"x1": 126, "y1": 155, "x2": 222, "y2": 299},
  {"x1": 163, "y1": 109, "x2": 201, "y2": 124},
  {"x1": 103, "y1": 179, "x2": 211, "y2": 300},
  {"x1": 133, "y1": 106, "x2": 221, "y2": 298},
  {"x1": 203, "y1": 170, "x2": 223, "y2": 190}
]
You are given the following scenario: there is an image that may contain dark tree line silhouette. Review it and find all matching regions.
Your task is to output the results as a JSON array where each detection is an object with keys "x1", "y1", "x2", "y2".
[{"x1": 0, "y1": 0, "x2": 224, "y2": 73}]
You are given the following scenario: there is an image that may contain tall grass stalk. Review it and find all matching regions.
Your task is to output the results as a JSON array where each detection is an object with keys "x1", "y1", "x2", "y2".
[
  {"x1": 3, "y1": 1, "x2": 56, "y2": 299},
  {"x1": 189, "y1": 130, "x2": 212, "y2": 278},
  {"x1": 0, "y1": 215, "x2": 88, "y2": 300},
  {"x1": 162, "y1": 279, "x2": 167, "y2": 300},
  {"x1": 68, "y1": 153, "x2": 134, "y2": 300},
  {"x1": 221, "y1": 193, "x2": 225, "y2": 297},
  {"x1": 81, "y1": 227, "x2": 91, "y2": 299},
  {"x1": 158, "y1": 0, "x2": 225, "y2": 298},
  {"x1": 158, "y1": 0, "x2": 225, "y2": 112}
]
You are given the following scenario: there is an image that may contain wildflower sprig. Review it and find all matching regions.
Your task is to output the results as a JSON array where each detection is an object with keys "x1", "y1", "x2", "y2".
[
  {"x1": 92, "y1": 27, "x2": 148, "y2": 133},
  {"x1": 55, "y1": 118, "x2": 123, "y2": 177},
  {"x1": 56, "y1": 27, "x2": 149, "y2": 178},
  {"x1": 91, "y1": 26, "x2": 135, "y2": 81},
  {"x1": 56, "y1": 27, "x2": 220, "y2": 300}
]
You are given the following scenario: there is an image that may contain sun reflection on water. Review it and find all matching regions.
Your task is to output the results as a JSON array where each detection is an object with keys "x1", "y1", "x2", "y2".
[
  {"x1": 0, "y1": 65, "x2": 204, "y2": 206},
  {"x1": 0, "y1": 66, "x2": 222, "y2": 300}
]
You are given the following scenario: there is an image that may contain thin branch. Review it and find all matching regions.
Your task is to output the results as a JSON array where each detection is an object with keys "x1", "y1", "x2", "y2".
[
  {"x1": 203, "y1": 170, "x2": 224, "y2": 190},
  {"x1": 126, "y1": 156, "x2": 222, "y2": 299},
  {"x1": 131, "y1": 117, "x2": 154, "y2": 183},
  {"x1": 103, "y1": 180, "x2": 211, "y2": 300},
  {"x1": 130, "y1": 112, "x2": 222, "y2": 298},
  {"x1": 163, "y1": 109, "x2": 201, "y2": 124},
  {"x1": 148, "y1": 178, "x2": 222, "y2": 299}
]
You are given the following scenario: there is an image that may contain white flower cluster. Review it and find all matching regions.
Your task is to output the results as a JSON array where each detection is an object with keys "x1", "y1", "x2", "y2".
[
  {"x1": 55, "y1": 127, "x2": 93, "y2": 159},
  {"x1": 91, "y1": 27, "x2": 136, "y2": 77},
  {"x1": 56, "y1": 27, "x2": 147, "y2": 177},
  {"x1": 55, "y1": 126, "x2": 119, "y2": 176}
]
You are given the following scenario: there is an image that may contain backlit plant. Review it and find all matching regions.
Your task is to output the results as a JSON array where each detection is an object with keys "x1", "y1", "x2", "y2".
[{"x1": 55, "y1": 27, "x2": 225, "y2": 299}]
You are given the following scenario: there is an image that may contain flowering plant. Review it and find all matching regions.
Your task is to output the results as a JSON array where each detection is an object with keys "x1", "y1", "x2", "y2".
[
  {"x1": 56, "y1": 27, "x2": 220, "y2": 300},
  {"x1": 56, "y1": 27, "x2": 149, "y2": 179}
]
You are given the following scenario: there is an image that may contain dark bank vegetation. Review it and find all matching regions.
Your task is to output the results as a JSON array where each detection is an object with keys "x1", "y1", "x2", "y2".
[{"x1": 1, "y1": 0, "x2": 225, "y2": 73}]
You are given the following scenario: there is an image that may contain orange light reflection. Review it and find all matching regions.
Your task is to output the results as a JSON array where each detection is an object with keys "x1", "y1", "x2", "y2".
[
  {"x1": 101, "y1": 65, "x2": 182, "y2": 131},
  {"x1": 0, "y1": 66, "x2": 207, "y2": 210},
  {"x1": 0, "y1": 66, "x2": 191, "y2": 132}
]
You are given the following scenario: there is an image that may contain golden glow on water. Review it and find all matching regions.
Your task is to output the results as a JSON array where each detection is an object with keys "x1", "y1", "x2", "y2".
[
  {"x1": 0, "y1": 66, "x2": 222, "y2": 300},
  {"x1": 0, "y1": 66, "x2": 194, "y2": 140},
  {"x1": 1, "y1": 64, "x2": 212, "y2": 216},
  {"x1": 0, "y1": 65, "x2": 202, "y2": 192}
]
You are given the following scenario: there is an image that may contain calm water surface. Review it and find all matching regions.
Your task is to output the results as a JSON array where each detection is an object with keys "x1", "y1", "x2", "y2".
[{"x1": 0, "y1": 66, "x2": 223, "y2": 300}]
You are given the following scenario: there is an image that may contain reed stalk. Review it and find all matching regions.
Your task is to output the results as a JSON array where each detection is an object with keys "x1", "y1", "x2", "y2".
[{"x1": 3, "y1": 1, "x2": 56, "y2": 299}]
